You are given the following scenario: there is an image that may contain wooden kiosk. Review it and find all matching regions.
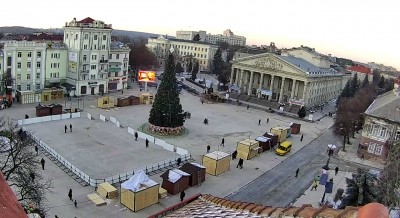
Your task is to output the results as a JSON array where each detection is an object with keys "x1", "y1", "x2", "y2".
[
  {"x1": 179, "y1": 163, "x2": 206, "y2": 187},
  {"x1": 255, "y1": 136, "x2": 272, "y2": 152},
  {"x1": 120, "y1": 170, "x2": 159, "y2": 212},
  {"x1": 160, "y1": 169, "x2": 190, "y2": 195},
  {"x1": 236, "y1": 139, "x2": 260, "y2": 160},
  {"x1": 97, "y1": 96, "x2": 115, "y2": 109},
  {"x1": 35, "y1": 104, "x2": 51, "y2": 117},
  {"x1": 271, "y1": 127, "x2": 288, "y2": 142},
  {"x1": 139, "y1": 93, "x2": 154, "y2": 105},
  {"x1": 202, "y1": 151, "x2": 231, "y2": 176}
]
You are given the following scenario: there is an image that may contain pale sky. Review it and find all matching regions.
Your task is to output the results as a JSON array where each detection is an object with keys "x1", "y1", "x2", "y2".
[{"x1": 1, "y1": 0, "x2": 398, "y2": 70}]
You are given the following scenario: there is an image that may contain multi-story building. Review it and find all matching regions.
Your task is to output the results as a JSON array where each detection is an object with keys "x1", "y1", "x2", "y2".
[
  {"x1": 147, "y1": 36, "x2": 218, "y2": 71},
  {"x1": 63, "y1": 17, "x2": 112, "y2": 96},
  {"x1": 108, "y1": 41, "x2": 130, "y2": 91},
  {"x1": 44, "y1": 43, "x2": 68, "y2": 88},
  {"x1": 346, "y1": 65, "x2": 373, "y2": 82},
  {"x1": 0, "y1": 49, "x2": 4, "y2": 95},
  {"x1": 230, "y1": 53, "x2": 346, "y2": 107},
  {"x1": 358, "y1": 85, "x2": 400, "y2": 162},
  {"x1": 281, "y1": 46, "x2": 334, "y2": 68},
  {"x1": 368, "y1": 62, "x2": 397, "y2": 72},
  {"x1": 176, "y1": 29, "x2": 246, "y2": 46}
]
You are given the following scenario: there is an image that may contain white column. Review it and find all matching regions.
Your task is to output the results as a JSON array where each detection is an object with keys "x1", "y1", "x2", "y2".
[
  {"x1": 269, "y1": 75, "x2": 275, "y2": 101},
  {"x1": 302, "y1": 81, "x2": 308, "y2": 102},
  {"x1": 278, "y1": 77, "x2": 285, "y2": 102},
  {"x1": 247, "y1": 71, "x2": 254, "y2": 96},
  {"x1": 235, "y1": 68, "x2": 240, "y2": 85},
  {"x1": 257, "y1": 73, "x2": 264, "y2": 98},
  {"x1": 239, "y1": 69, "x2": 244, "y2": 88},
  {"x1": 290, "y1": 79, "x2": 296, "y2": 100},
  {"x1": 230, "y1": 67, "x2": 235, "y2": 85}
]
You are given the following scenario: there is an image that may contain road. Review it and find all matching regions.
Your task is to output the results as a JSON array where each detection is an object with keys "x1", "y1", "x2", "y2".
[{"x1": 226, "y1": 127, "x2": 354, "y2": 207}]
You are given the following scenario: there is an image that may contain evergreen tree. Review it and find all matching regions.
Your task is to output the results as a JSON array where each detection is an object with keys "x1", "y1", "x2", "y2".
[
  {"x1": 212, "y1": 48, "x2": 223, "y2": 76},
  {"x1": 342, "y1": 168, "x2": 378, "y2": 207},
  {"x1": 192, "y1": 34, "x2": 201, "y2": 41},
  {"x1": 218, "y1": 62, "x2": 230, "y2": 86},
  {"x1": 378, "y1": 75, "x2": 385, "y2": 88},
  {"x1": 191, "y1": 62, "x2": 199, "y2": 80},
  {"x1": 187, "y1": 61, "x2": 193, "y2": 73},
  {"x1": 361, "y1": 74, "x2": 369, "y2": 88},
  {"x1": 298, "y1": 106, "x2": 307, "y2": 118},
  {"x1": 349, "y1": 74, "x2": 359, "y2": 97},
  {"x1": 148, "y1": 54, "x2": 184, "y2": 128},
  {"x1": 339, "y1": 81, "x2": 352, "y2": 99},
  {"x1": 174, "y1": 62, "x2": 184, "y2": 74},
  {"x1": 372, "y1": 70, "x2": 380, "y2": 85}
]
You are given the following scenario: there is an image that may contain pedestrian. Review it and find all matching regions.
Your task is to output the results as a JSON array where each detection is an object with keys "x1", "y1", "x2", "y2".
[
  {"x1": 177, "y1": 157, "x2": 182, "y2": 166},
  {"x1": 232, "y1": 150, "x2": 237, "y2": 160},
  {"x1": 258, "y1": 119, "x2": 261, "y2": 125},
  {"x1": 146, "y1": 138, "x2": 149, "y2": 148},
  {"x1": 267, "y1": 118, "x2": 269, "y2": 123},
  {"x1": 247, "y1": 105, "x2": 249, "y2": 110},
  {"x1": 55, "y1": 215, "x2": 59, "y2": 218},
  {"x1": 70, "y1": 124, "x2": 72, "y2": 133},
  {"x1": 311, "y1": 180, "x2": 318, "y2": 191},
  {"x1": 201, "y1": 99, "x2": 204, "y2": 105},
  {"x1": 206, "y1": 145, "x2": 210, "y2": 153},
  {"x1": 68, "y1": 188, "x2": 73, "y2": 201},
  {"x1": 122, "y1": 89, "x2": 124, "y2": 94},
  {"x1": 300, "y1": 134, "x2": 303, "y2": 142},
  {"x1": 29, "y1": 172, "x2": 35, "y2": 182},
  {"x1": 180, "y1": 190, "x2": 186, "y2": 202},
  {"x1": 35, "y1": 145, "x2": 38, "y2": 155},
  {"x1": 134, "y1": 132, "x2": 138, "y2": 141},
  {"x1": 40, "y1": 158, "x2": 45, "y2": 170},
  {"x1": 335, "y1": 166, "x2": 339, "y2": 175},
  {"x1": 295, "y1": 168, "x2": 299, "y2": 178},
  {"x1": 74, "y1": 199, "x2": 77, "y2": 207},
  {"x1": 236, "y1": 158, "x2": 244, "y2": 169},
  {"x1": 361, "y1": 154, "x2": 364, "y2": 160},
  {"x1": 221, "y1": 138, "x2": 225, "y2": 147},
  {"x1": 64, "y1": 125, "x2": 67, "y2": 133}
]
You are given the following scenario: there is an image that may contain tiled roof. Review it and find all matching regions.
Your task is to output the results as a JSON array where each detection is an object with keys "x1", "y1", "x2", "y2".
[
  {"x1": 0, "y1": 33, "x2": 63, "y2": 42},
  {"x1": 347, "y1": 65, "x2": 372, "y2": 74},
  {"x1": 364, "y1": 90, "x2": 400, "y2": 122},
  {"x1": 78, "y1": 17, "x2": 95, "y2": 24},
  {"x1": 0, "y1": 172, "x2": 28, "y2": 218}
]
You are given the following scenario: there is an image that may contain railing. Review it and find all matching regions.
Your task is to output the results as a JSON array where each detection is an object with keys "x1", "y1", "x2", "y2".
[{"x1": 99, "y1": 60, "x2": 108, "y2": 63}]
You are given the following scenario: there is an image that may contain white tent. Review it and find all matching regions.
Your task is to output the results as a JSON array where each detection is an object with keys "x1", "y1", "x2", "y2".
[{"x1": 121, "y1": 170, "x2": 156, "y2": 192}]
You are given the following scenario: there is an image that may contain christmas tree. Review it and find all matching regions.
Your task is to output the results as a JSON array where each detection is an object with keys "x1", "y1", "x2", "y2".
[{"x1": 148, "y1": 54, "x2": 185, "y2": 128}]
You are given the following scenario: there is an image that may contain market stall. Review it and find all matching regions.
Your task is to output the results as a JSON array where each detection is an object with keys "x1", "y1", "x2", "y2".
[
  {"x1": 271, "y1": 127, "x2": 288, "y2": 142},
  {"x1": 160, "y1": 169, "x2": 190, "y2": 195},
  {"x1": 202, "y1": 151, "x2": 231, "y2": 176},
  {"x1": 255, "y1": 136, "x2": 272, "y2": 152},
  {"x1": 97, "y1": 96, "x2": 115, "y2": 109},
  {"x1": 236, "y1": 139, "x2": 260, "y2": 160},
  {"x1": 179, "y1": 163, "x2": 206, "y2": 187}
]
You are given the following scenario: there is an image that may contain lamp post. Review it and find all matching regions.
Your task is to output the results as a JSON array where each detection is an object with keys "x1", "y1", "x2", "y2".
[{"x1": 323, "y1": 144, "x2": 336, "y2": 170}]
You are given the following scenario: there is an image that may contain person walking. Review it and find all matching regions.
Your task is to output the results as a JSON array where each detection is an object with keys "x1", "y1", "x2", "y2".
[
  {"x1": 361, "y1": 154, "x2": 364, "y2": 160},
  {"x1": 64, "y1": 125, "x2": 67, "y2": 133},
  {"x1": 221, "y1": 138, "x2": 225, "y2": 147},
  {"x1": 29, "y1": 172, "x2": 35, "y2": 182},
  {"x1": 247, "y1": 105, "x2": 249, "y2": 110},
  {"x1": 201, "y1": 99, "x2": 204, "y2": 105},
  {"x1": 74, "y1": 199, "x2": 77, "y2": 207},
  {"x1": 70, "y1": 124, "x2": 72, "y2": 133},
  {"x1": 335, "y1": 166, "x2": 339, "y2": 175},
  {"x1": 146, "y1": 138, "x2": 149, "y2": 148},
  {"x1": 311, "y1": 180, "x2": 318, "y2": 191},
  {"x1": 134, "y1": 132, "x2": 138, "y2": 141},
  {"x1": 300, "y1": 134, "x2": 304, "y2": 142},
  {"x1": 68, "y1": 188, "x2": 73, "y2": 201},
  {"x1": 236, "y1": 158, "x2": 244, "y2": 169},
  {"x1": 232, "y1": 150, "x2": 237, "y2": 160},
  {"x1": 40, "y1": 158, "x2": 45, "y2": 170},
  {"x1": 266, "y1": 118, "x2": 269, "y2": 123},
  {"x1": 206, "y1": 145, "x2": 210, "y2": 153},
  {"x1": 180, "y1": 190, "x2": 186, "y2": 202},
  {"x1": 258, "y1": 119, "x2": 261, "y2": 125},
  {"x1": 295, "y1": 168, "x2": 299, "y2": 178},
  {"x1": 35, "y1": 145, "x2": 39, "y2": 155}
]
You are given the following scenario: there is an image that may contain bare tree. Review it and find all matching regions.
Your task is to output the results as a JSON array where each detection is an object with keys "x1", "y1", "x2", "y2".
[{"x1": 0, "y1": 117, "x2": 53, "y2": 212}]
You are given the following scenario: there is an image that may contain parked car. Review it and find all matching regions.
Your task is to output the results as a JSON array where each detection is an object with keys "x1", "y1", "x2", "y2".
[{"x1": 275, "y1": 141, "x2": 292, "y2": 156}]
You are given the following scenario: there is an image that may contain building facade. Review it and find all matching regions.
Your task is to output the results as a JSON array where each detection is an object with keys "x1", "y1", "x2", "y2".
[
  {"x1": 230, "y1": 53, "x2": 345, "y2": 107},
  {"x1": 63, "y1": 17, "x2": 112, "y2": 96},
  {"x1": 176, "y1": 29, "x2": 246, "y2": 46},
  {"x1": 358, "y1": 87, "x2": 400, "y2": 162},
  {"x1": 108, "y1": 41, "x2": 130, "y2": 91},
  {"x1": 44, "y1": 43, "x2": 68, "y2": 88},
  {"x1": 147, "y1": 36, "x2": 218, "y2": 71},
  {"x1": 346, "y1": 65, "x2": 373, "y2": 82}
]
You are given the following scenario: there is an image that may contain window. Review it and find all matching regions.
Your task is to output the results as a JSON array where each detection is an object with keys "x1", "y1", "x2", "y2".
[
  {"x1": 116, "y1": 54, "x2": 119, "y2": 59},
  {"x1": 18, "y1": 52, "x2": 22, "y2": 57},
  {"x1": 371, "y1": 125, "x2": 379, "y2": 136},
  {"x1": 83, "y1": 55, "x2": 87, "y2": 62},
  {"x1": 17, "y1": 85, "x2": 21, "y2": 91},
  {"x1": 102, "y1": 45, "x2": 105, "y2": 49},
  {"x1": 37, "y1": 52, "x2": 41, "y2": 58},
  {"x1": 90, "y1": 75, "x2": 96, "y2": 80},
  {"x1": 109, "y1": 54, "x2": 112, "y2": 59},
  {"x1": 27, "y1": 62, "x2": 31, "y2": 68},
  {"x1": 94, "y1": 45, "x2": 97, "y2": 50},
  {"x1": 36, "y1": 83, "x2": 40, "y2": 90},
  {"x1": 81, "y1": 86, "x2": 87, "y2": 94},
  {"x1": 92, "y1": 55, "x2": 97, "y2": 60},
  {"x1": 396, "y1": 130, "x2": 400, "y2": 140},
  {"x1": 17, "y1": 74, "x2": 21, "y2": 80},
  {"x1": 94, "y1": 35, "x2": 98, "y2": 40},
  {"x1": 37, "y1": 62, "x2": 41, "y2": 68},
  {"x1": 75, "y1": 34, "x2": 78, "y2": 40},
  {"x1": 374, "y1": 144, "x2": 383, "y2": 155},
  {"x1": 28, "y1": 52, "x2": 32, "y2": 58},
  {"x1": 91, "y1": 65, "x2": 96, "y2": 70},
  {"x1": 84, "y1": 45, "x2": 88, "y2": 50},
  {"x1": 85, "y1": 34, "x2": 88, "y2": 39},
  {"x1": 27, "y1": 84, "x2": 31, "y2": 90},
  {"x1": 17, "y1": 62, "x2": 21, "y2": 69},
  {"x1": 380, "y1": 127, "x2": 387, "y2": 138},
  {"x1": 27, "y1": 74, "x2": 31, "y2": 80},
  {"x1": 368, "y1": 142, "x2": 376, "y2": 153},
  {"x1": 36, "y1": 73, "x2": 40, "y2": 79},
  {"x1": 103, "y1": 35, "x2": 106, "y2": 40}
]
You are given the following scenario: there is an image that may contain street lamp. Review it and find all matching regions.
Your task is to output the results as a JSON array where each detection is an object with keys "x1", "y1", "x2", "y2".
[{"x1": 323, "y1": 144, "x2": 336, "y2": 170}]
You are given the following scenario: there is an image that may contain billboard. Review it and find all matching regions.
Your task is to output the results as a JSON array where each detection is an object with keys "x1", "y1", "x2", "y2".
[
  {"x1": 68, "y1": 52, "x2": 77, "y2": 73},
  {"x1": 138, "y1": 71, "x2": 156, "y2": 82},
  {"x1": 68, "y1": 52, "x2": 78, "y2": 62}
]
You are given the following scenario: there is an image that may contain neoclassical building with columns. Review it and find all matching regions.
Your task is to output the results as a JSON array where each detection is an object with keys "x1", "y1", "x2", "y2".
[{"x1": 230, "y1": 53, "x2": 346, "y2": 107}]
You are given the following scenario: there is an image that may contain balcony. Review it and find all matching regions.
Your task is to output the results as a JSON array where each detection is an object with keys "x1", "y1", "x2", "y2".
[
  {"x1": 108, "y1": 67, "x2": 121, "y2": 72},
  {"x1": 99, "y1": 70, "x2": 108, "y2": 74},
  {"x1": 123, "y1": 58, "x2": 128, "y2": 61},
  {"x1": 100, "y1": 59, "x2": 108, "y2": 63},
  {"x1": 81, "y1": 70, "x2": 89, "y2": 74}
]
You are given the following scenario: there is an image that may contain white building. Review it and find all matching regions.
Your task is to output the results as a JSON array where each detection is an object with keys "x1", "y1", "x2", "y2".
[
  {"x1": 63, "y1": 17, "x2": 112, "y2": 96},
  {"x1": 108, "y1": 41, "x2": 130, "y2": 91},
  {"x1": 176, "y1": 29, "x2": 246, "y2": 46},
  {"x1": 147, "y1": 36, "x2": 218, "y2": 71}
]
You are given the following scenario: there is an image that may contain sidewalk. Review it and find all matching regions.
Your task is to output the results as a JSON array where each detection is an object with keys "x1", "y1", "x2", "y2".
[{"x1": 337, "y1": 142, "x2": 385, "y2": 170}]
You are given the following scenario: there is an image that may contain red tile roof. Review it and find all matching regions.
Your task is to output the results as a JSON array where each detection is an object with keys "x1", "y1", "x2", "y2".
[
  {"x1": 0, "y1": 172, "x2": 28, "y2": 218},
  {"x1": 347, "y1": 65, "x2": 372, "y2": 74},
  {"x1": 78, "y1": 17, "x2": 95, "y2": 24}
]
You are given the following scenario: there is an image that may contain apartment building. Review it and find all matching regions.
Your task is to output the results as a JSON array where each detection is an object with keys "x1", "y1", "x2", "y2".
[
  {"x1": 176, "y1": 29, "x2": 246, "y2": 46},
  {"x1": 63, "y1": 17, "x2": 112, "y2": 96},
  {"x1": 108, "y1": 41, "x2": 130, "y2": 91},
  {"x1": 147, "y1": 36, "x2": 218, "y2": 71}
]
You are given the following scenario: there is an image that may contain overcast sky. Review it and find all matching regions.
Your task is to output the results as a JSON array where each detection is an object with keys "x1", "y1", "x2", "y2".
[{"x1": 1, "y1": 0, "x2": 398, "y2": 70}]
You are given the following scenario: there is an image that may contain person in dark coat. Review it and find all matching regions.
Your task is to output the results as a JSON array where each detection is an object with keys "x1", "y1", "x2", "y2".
[
  {"x1": 180, "y1": 190, "x2": 186, "y2": 202},
  {"x1": 134, "y1": 132, "x2": 138, "y2": 141},
  {"x1": 295, "y1": 168, "x2": 299, "y2": 178},
  {"x1": 206, "y1": 145, "x2": 210, "y2": 153},
  {"x1": 70, "y1": 124, "x2": 72, "y2": 132},
  {"x1": 267, "y1": 118, "x2": 269, "y2": 123},
  {"x1": 335, "y1": 166, "x2": 339, "y2": 175},
  {"x1": 221, "y1": 138, "x2": 225, "y2": 147},
  {"x1": 35, "y1": 145, "x2": 39, "y2": 155},
  {"x1": 65, "y1": 125, "x2": 68, "y2": 133},
  {"x1": 237, "y1": 158, "x2": 244, "y2": 169},
  {"x1": 258, "y1": 119, "x2": 261, "y2": 125},
  {"x1": 68, "y1": 188, "x2": 73, "y2": 201},
  {"x1": 232, "y1": 150, "x2": 237, "y2": 160},
  {"x1": 30, "y1": 172, "x2": 35, "y2": 182},
  {"x1": 145, "y1": 138, "x2": 149, "y2": 148},
  {"x1": 40, "y1": 158, "x2": 45, "y2": 170},
  {"x1": 247, "y1": 105, "x2": 249, "y2": 110},
  {"x1": 74, "y1": 199, "x2": 77, "y2": 207},
  {"x1": 300, "y1": 134, "x2": 304, "y2": 142},
  {"x1": 177, "y1": 158, "x2": 182, "y2": 166}
]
